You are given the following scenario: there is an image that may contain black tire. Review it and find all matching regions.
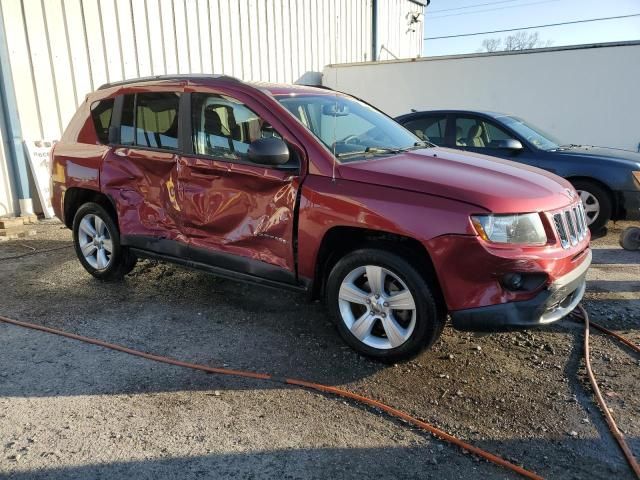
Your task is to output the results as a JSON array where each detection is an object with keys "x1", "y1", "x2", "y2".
[
  {"x1": 619, "y1": 227, "x2": 640, "y2": 251},
  {"x1": 326, "y1": 248, "x2": 445, "y2": 362},
  {"x1": 570, "y1": 180, "x2": 612, "y2": 233},
  {"x1": 72, "y1": 202, "x2": 137, "y2": 281}
]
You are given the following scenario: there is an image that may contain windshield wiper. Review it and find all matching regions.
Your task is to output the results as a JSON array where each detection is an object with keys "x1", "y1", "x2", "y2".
[
  {"x1": 365, "y1": 146, "x2": 402, "y2": 154},
  {"x1": 396, "y1": 141, "x2": 434, "y2": 151},
  {"x1": 558, "y1": 144, "x2": 582, "y2": 149},
  {"x1": 336, "y1": 142, "x2": 433, "y2": 159},
  {"x1": 336, "y1": 146, "x2": 399, "y2": 158},
  {"x1": 366, "y1": 141, "x2": 433, "y2": 154}
]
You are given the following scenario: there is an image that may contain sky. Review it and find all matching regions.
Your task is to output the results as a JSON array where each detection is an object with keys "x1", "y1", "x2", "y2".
[{"x1": 422, "y1": 0, "x2": 640, "y2": 56}]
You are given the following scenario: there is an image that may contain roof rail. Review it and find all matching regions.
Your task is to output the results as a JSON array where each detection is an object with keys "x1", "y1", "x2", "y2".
[{"x1": 97, "y1": 74, "x2": 240, "y2": 90}]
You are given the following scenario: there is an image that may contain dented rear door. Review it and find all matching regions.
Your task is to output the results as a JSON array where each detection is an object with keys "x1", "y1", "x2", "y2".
[
  {"x1": 102, "y1": 90, "x2": 183, "y2": 242},
  {"x1": 176, "y1": 91, "x2": 300, "y2": 280}
]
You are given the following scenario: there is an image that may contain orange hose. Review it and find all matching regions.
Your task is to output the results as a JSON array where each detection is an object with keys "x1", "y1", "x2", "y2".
[
  {"x1": 0, "y1": 313, "x2": 543, "y2": 480},
  {"x1": 575, "y1": 304, "x2": 640, "y2": 479},
  {"x1": 589, "y1": 320, "x2": 640, "y2": 354},
  {"x1": 570, "y1": 308, "x2": 640, "y2": 355}
]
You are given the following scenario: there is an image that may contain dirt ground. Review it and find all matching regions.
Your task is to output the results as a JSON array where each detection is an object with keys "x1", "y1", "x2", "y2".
[{"x1": 0, "y1": 220, "x2": 638, "y2": 479}]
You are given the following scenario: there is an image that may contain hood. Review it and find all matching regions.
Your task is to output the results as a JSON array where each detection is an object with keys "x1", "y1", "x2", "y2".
[
  {"x1": 552, "y1": 145, "x2": 640, "y2": 168},
  {"x1": 338, "y1": 147, "x2": 577, "y2": 213}
]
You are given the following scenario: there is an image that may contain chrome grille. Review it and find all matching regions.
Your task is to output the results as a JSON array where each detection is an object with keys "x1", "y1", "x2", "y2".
[{"x1": 552, "y1": 203, "x2": 587, "y2": 249}]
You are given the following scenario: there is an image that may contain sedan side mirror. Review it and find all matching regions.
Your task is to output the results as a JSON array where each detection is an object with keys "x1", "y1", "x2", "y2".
[
  {"x1": 248, "y1": 137, "x2": 290, "y2": 166},
  {"x1": 497, "y1": 139, "x2": 524, "y2": 151}
]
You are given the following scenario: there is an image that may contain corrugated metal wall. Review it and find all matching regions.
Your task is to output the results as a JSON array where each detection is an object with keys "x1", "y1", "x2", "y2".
[
  {"x1": 1, "y1": 0, "x2": 372, "y2": 142},
  {"x1": 0, "y1": 0, "x2": 424, "y2": 216},
  {"x1": 377, "y1": 0, "x2": 423, "y2": 60}
]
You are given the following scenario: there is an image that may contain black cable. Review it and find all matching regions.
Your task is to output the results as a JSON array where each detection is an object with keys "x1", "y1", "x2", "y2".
[
  {"x1": 424, "y1": 13, "x2": 640, "y2": 40},
  {"x1": 427, "y1": 0, "x2": 558, "y2": 19},
  {"x1": 428, "y1": 0, "x2": 525, "y2": 14}
]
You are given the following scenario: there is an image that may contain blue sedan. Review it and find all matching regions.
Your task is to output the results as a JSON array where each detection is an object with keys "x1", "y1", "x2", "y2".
[{"x1": 395, "y1": 110, "x2": 640, "y2": 231}]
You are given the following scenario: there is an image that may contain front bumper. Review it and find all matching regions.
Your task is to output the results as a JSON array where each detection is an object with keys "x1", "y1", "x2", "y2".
[{"x1": 450, "y1": 249, "x2": 591, "y2": 331}]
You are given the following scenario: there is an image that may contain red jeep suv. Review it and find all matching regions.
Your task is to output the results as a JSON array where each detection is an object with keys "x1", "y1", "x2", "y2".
[{"x1": 51, "y1": 75, "x2": 591, "y2": 361}]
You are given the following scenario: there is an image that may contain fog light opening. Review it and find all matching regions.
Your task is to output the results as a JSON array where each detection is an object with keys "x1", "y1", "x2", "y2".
[{"x1": 502, "y1": 273, "x2": 523, "y2": 291}]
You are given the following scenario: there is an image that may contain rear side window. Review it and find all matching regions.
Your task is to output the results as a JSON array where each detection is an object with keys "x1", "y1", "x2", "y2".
[
  {"x1": 120, "y1": 92, "x2": 180, "y2": 150},
  {"x1": 91, "y1": 99, "x2": 114, "y2": 144}
]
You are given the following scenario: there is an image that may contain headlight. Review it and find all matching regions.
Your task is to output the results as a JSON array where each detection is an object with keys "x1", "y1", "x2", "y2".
[{"x1": 471, "y1": 213, "x2": 547, "y2": 245}]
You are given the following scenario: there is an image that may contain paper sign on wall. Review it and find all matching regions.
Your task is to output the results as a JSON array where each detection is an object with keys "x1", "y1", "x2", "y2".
[{"x1": 24, "y1": 140, "x2": 56, "y2": 219}]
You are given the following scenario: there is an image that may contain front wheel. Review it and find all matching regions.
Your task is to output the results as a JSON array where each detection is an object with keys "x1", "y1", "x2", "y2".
[
  {"x1": 72, "y1": 202, "x2": 137, "y2": 281},
  {"x1": 326, "y1": 249, "x2": 445, "y2": 362},
  {"x1": 571, "y1": 180, "x2": 612, "y2": 232}
]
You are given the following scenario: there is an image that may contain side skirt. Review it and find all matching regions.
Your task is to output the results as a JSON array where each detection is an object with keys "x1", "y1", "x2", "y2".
[
  {"x1": 122, "y1": 235, "x2": 310, "y2": 293},
  {"x1": 130, "y1": 248, "x2": 309, "y2": 293}
]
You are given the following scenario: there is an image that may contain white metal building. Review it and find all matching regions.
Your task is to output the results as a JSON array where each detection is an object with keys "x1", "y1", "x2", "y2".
[
  {"x1": 0, "y1": 0, "x2": 426, "y2": 217},
  {"x1": 324, "y1": 41, "x2": 640, "y2": 153}
]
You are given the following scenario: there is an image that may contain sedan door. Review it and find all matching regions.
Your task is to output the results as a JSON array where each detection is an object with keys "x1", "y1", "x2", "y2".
[
  {"x1": 400, "y1": 113, "x2": 450, "y2": 147},
  {"x1": 175, "y1": 92, "x2": 301, "y2": 284},
  {"x1": 452, "y1": 115, "x2": 539, "y2": 168}
]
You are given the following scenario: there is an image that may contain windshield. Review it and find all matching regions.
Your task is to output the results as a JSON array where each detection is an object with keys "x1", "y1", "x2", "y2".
[
  {"x1": 276, "y1": 94, "x2": 426, "y2": 161},
  {"x1": 499, "y1": 115, "x2": 562, "y2": 151}
]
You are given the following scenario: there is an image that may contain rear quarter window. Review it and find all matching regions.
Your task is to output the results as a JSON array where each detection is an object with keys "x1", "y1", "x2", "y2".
[{"x1": 90, "y1": 99, "x2": 114, "y2": 144}]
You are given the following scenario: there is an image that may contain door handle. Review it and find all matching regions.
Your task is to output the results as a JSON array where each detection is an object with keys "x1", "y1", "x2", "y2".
[{"x1": 114, "y1": 148, "x2": 127, "y2": 157}]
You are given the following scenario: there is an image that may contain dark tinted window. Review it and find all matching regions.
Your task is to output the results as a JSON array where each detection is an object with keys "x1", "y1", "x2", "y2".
[
  {"x1": 91, "y1": 99, "x2": 114, "y2": 144},
  {"x1": 191, "y1": 93, "x2": 281, "y2": 161},
  {"x1": 119, "y1": 93, "x2": 180, "y2": 150},
  {"x1": 402, "y1": 115, "x2": 447, "y2": 146}
]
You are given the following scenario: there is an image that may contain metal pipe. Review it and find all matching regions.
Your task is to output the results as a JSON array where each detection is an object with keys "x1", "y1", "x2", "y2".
[
  {"x1": 0, "y1": 3, "x2": 32, "y2": 216},
  {"x1": 371, "y1": 0, "x2": 377, "y2": 62}
]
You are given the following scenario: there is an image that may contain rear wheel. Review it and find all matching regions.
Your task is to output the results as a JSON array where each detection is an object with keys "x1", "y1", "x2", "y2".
[
  {"x1": 326, "y1": 248, "x2": 445, "y2": 362},
  {"x1": 571, "y1": 180, "x2": 612, "y2": 232},
  {"x1": 72, "y1": 202, "x2": 137, "y2": 280}
]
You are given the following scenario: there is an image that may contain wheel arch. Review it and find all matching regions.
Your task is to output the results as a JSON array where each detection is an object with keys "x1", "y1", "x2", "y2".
[
  {"x1": 63, "y1": 187, "x2": 118, "y2": 229},
  {"x1": 566, "y1": 176, "x2": 620, "y2": 219},
  {"x1": 311, "y1": 226, "x2": 446, "y2": 313}
]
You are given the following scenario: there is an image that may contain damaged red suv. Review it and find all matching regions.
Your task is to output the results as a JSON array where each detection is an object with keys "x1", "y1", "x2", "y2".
[{"x1": 51, "y1": 75, "x2": 591, "y2": 361}]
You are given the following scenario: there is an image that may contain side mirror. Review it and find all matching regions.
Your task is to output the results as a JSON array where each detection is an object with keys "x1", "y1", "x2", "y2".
[
  {"x1": 248, "y1": 137, "x2": 290, "y2": 166},
  {"x1": 497, "y1": 139, "x2": 523, "y2": 151}
]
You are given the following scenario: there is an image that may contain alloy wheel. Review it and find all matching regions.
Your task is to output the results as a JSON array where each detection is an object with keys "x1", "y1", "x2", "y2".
[
  {"x1": 577, "y1": 190, "x2": 600, "y2": 226},
  {"x1": 78, "y1": 213, "x2": 113, "y2": 270},
  {"x1": 337, "y1": 265, "x2": 416, "y2": 350}
]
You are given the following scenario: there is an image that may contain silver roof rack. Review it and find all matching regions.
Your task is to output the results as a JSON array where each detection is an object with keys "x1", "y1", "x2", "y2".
[{"x1": 97, "y1": 74, "x2": 240, "y2": 90}]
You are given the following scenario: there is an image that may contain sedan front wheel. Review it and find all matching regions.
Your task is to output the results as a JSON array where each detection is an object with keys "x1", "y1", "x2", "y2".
[{"x1": 571, "y1": 180, "x2": 612, "y2": 232}]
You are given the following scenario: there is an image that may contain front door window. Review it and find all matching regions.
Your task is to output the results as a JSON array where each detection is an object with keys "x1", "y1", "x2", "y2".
[
  {"x1": 454, "y1": 116, "x2": 516, "y2": 149},
  {"x1": 191, "y1": 94, "x2": 282, "y2": 161},
  {"x1": 402, "y1": 115, "x2": 447, "y2": 146}
]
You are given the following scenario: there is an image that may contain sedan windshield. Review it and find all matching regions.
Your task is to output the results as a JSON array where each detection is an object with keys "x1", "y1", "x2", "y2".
[
  {"x1": 498, "y1": 115, "x2": 562, "y2": 151},
  {"x1": 276, "y1": 94, "x2": 427, "y2": 161}
]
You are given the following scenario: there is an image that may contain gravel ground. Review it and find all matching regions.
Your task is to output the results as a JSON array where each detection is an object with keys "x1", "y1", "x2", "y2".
[{"x1": 0, "y1": 220, "x2": 638, "y2": 479}]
